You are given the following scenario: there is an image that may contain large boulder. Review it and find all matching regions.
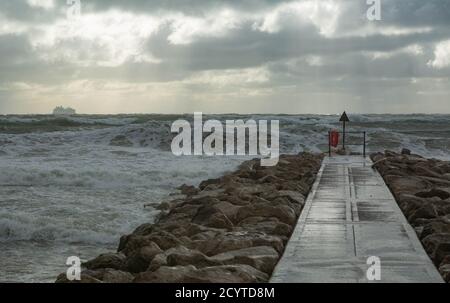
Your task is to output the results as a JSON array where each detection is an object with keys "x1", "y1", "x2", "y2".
[
  {"x1": 148, "y1": 246, "x2": 220, "y2": 271},
  {"x1": 178, "y1": 184, "x2": 200, "y2": 196},
  {"x1": 401, "y1": 148, "x2": 411, "y2": 155},
  {"x1": 439, "y1": 255, "x2": 450, "y2": 282},
  {"x1": 199, "y1": 178, "x2": 222, "y2": 190},
  {"x1": 124, "y1": 242, "x2": 163, "y2": 273},
  {"x1": 236, "y1": 202, "x2": 296, "y2": 226},
  {"x1": 439, "y1": 264, "x2": 450, "y2": 283},
  {"x1": 134, "y1": 265, "x2": 196, "y2": 283},
  {"x1": 144, "y1": 231, "x2": 187, "y2": 250},
  {"x1": 191, "y1": 204, "x2": 234, "y2": 230},
  {"x1": 408, "y1": 204, "x2": 439, "y2": 225},
  {"x1": 100, "y1": 269, "x2": 134, "y2": 283},
  {"x1": 274, "y1": 191, "x2": 306, "y2": 206},
  {"x1": 56, "y1": 269, "x2": 134, "y2": 283},
  {"x1": 384, "y1": 175, "x2": 432, "y2": 196},
  {"x1": 134, "y1": 265, "x2": 268, "y2": 283},
  {"x1": 422, "y1": 233, "x2": 450, "y2": 266},
  {"x1": 420, "y1": 221, "x2": 450, "y2": 240},
  {"x1": 212, "y1": 201, "x2": 242, "y2": 224},
  {"x1": 416, "y1": 189, "x2": 450, "y2": 200},
  {"x1": 56, "y1": 271, "x2": 102, "y2": 283},
  {"x1": 237, "y1": 216, "x2": 292, "y2": 237},
  {"x1": 210, "y1": 246, "x2": 279, "y2": 274},
  {"x1": 83, "y1": 253, "x2": 126, "y2": 271},
  {"x1": 192, "y1": 231, "x2": 284, "y2": 256}
]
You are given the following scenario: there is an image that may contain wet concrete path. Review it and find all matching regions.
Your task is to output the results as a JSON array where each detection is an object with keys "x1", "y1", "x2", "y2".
[{"x1": 271, "y1": 156, "x2": 443, "y2": 283}]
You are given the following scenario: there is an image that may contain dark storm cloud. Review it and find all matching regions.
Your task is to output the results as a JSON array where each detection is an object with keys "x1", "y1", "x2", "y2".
[
  {"x1": 0, "y1": 0, "x2": 62, "y2": 23},
  {"x1": 0, "y1": 0, "x2": 450, "y2": 113},
  {"x1": 145, "y1": 24, "x2": 450, "y2": 73},
  {"x1": 84, "y1": 0, "x2": 281, "y2": 14},
  {"x1": 382, "y1": 0, "x2": 450, "y2": 27}
]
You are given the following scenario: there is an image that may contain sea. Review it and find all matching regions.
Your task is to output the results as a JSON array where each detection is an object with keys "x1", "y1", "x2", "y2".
[{"x1": 1, "y1": 113, "x2": 450, "y2": 282}]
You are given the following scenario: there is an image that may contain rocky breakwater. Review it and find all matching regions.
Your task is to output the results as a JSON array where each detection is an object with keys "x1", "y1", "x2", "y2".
[
  {"x1": 56, "y1": 153, "x2": 323, "y2": 283},
  {"x1": 371, "y1": 149, "x2": 450, "y2": 282}
]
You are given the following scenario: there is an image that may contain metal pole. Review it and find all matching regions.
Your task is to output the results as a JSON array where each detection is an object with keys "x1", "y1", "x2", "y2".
[
  {"x1": 363, "y1": 131, "x2": 366, "y2": 158},
  {"x1": 328, "y1": 131, "x2": 331, "y2": 157},
  {"x1": 342, "y1": 121, "x2": 346, "y2": 150}
]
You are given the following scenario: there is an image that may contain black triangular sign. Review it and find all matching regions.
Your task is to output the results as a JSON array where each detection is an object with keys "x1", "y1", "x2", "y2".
[{"x1": 339, "y1": 111, "x2": 349, "y2": 122}]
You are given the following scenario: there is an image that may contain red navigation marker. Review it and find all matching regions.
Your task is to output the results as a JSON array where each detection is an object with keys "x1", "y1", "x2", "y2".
[{"x1": 330, "y1": 130, "x2": 339, "y2": 148}]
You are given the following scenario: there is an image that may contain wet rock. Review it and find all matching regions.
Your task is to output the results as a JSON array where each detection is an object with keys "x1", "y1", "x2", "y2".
[
  {"x1": 165, "y1": 204, "x2": 201, "y2": 222},
  {"x1": 151, "y1": 247, "x2": 224, "y2": 272},
  {"x1": 411, "y1": 166, "x2": 449, "y2": 180},
  {"x1": 118, "y1": 235, "x2": 156, "y2": 255},
  {"x1": 422, "y1": 233, "x2": 450, "y2": 266},
  {"x1": 132, "y1": 223, "x2": 154, "y2": 236},
  {"x1": 55, "y1": 268, "x2": 133, "y2": 283},
  {"x1": 124, "y1": 243, "x2": 163, "y2": 273},
  {"x1": 236, "y1": 202, "x2": 296, "y2": 226},
  {"x1": 172, "y1": 223, "x2": 225, "y2": 239},
  {"x1": 199, "y1": 178, "x2": 221, "y2": 190},
  {"x1": 146, "y1": 230, "x2": 187, "y2": 250},
  {"x1": 416, "y1": 189, "x2": 450, "y2": 200},
  {"x1": 421, "y1": 221, "x2": 450, "y2": 240},
  {"x1": 97, "y1": 269, "x2": 134, "y2": 283},
  {"x1": 135, "y1": 265, "x2": 267, "y2": 283},
  {"x1": 166, "y1": 247, "x2": 221, "y2": 268},
  {"x1": 56, "y1": 271, "x2": 102, "y2": 283},
  {"x1": 190, "y1": 204, "x2": 233, "y2": 230},
  {"x1": 192, "y1": 265, "x2": 268, "y2": 283},
  {"x1": 190, "y1": 189, "x2": 226, "y2": 200},
  {"x1": 233, "y1": 184, "x2": 274, "y2": 196},
  {"x1": 193, "y1": 231, "x2": 284, "y2": 256},
  {"x1": 147, "y1": 246, "x2": 209, "y2": 271},
  {"x1": 439, "y1": 263, "x2": 450, "y2": 282},
  {"x1": 178, "y1": 184, "x2": 199, "y2": 196},
  {"x1": 408, "y1": 205, "x2": 439, "y2": 225},
  {"x1": 238, "y1": 217, "x2": 292, "y2": 237},
  {"x1": 258, "y1": 174, "x2": 282, "y2": 184},
  {"x1": 83, "y1": 253, "x2": 126, "y2": 271},
  {"x1": 205, "y1": 212, "x2": 234, "y2": 230},
  {"x1": 439, "y1": 255, "x2": 450, "y2": 283},
  {"x1": 134, "y1": 265, "x2": 196, "y2": 283},
  {"x1": 401, "y1": 148, "x2": 411, "y2": 155},
  {"x1": 213, "y1": 201, "x2": 241, "y2": 221},
  {"x1": 210, "y1": 246, "x2": 279, "y2": 274},
  {"x1": 384, "y1": 175, "x2": 432, "y2": 196},
  {"x1": 384, "y1": 150, "x2": 399, "y2": 157},
  {"x1": 370, "y1": 152, "x2": 385, "y2": 163}
]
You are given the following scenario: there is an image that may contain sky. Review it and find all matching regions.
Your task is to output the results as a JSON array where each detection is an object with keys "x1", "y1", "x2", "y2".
[{"x1": 0, "y1": 0, "x2": 449, "y2": 114}]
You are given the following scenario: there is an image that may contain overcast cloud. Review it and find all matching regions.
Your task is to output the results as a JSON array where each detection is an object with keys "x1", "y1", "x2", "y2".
[{"x1": 0, "y1": 0, "x2": 449, "y2": 114}]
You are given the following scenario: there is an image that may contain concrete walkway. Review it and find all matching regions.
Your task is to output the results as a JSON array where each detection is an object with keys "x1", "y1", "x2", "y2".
[{"x1": 271, "y1": 156, "x2": 443, "y2": 283}]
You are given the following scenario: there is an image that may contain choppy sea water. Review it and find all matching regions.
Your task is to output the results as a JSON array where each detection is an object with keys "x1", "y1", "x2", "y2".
[{"x1": 1, "y1": 114, "x2": 450, "y2": 282}]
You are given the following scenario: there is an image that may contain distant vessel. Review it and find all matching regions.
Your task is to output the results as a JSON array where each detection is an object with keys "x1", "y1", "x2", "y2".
[{"x1": 53, "y1": 106, "x2": 76, "y2": 116}]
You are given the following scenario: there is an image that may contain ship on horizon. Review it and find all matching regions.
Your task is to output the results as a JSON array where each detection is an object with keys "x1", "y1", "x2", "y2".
[{"x1": 53, "y1": 106, "x2": 76, "y2": 116}]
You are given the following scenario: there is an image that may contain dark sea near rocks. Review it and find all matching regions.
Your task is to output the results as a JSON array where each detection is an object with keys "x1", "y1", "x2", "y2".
[{"x1": 56, "y1": 153, "x2": 323, "y2": 283}]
